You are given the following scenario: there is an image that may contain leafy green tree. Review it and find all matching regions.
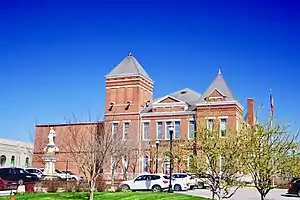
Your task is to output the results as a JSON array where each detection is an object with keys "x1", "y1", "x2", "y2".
[
  {"x1": 190, "y1": 120, "x2": 246, "y2": 200},
  {"x1": 240, "y1": 120, "x2": 299, "y2": 200}
]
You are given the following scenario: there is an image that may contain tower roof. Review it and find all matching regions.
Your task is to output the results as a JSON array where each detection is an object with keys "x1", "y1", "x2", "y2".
[
  {"x1": 106, "y1": 53, "x2": 153, "y2": 82},
  {"x1": 199, "y1": 69, "x2": 237, "y2": 102}
]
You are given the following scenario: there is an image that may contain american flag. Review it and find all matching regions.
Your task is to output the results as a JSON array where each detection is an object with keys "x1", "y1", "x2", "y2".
[{"x1": 269, "y1": 89, "x2": 274, "y2": 117}]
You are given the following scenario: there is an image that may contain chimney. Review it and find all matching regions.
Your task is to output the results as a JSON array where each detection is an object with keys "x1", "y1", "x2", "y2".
[{"x1": 247, "y1": 98, "x2": 255, "y2": 126}]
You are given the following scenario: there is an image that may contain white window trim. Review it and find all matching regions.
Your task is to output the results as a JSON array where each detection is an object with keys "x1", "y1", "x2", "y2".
[
  {"x1": 110, "y1": 157, "x2": 115, "y2": 173},
  {"x1": 122, "y1": 155, "x2": 128, "y2": 169},
  {"x1": 174, "y1": 121, "x2": 180, "y2": 140},
  {"x1": 156, "y1": 121, "x2": 163, "y2": 140},
  {"x1": 205, "y1": 117, "x2": 216, "y2": 120},
  {"x1": 122, "y1": 120, "x2": 131, "y2": 123},
  {"x1": 165, "y1": 121, "x2": 174, "y2": 140},
  {"x1": 112, "y1": 122, "x2": 119, "y2": 136},
  {"x1": 142, "y1": 155, "x2": 149, "y2": 172},
  {"x1": 206, "y1": 118, "x2": 215, "y2": 131},
  {"x1": 188, "y1": 120, "x2": 195, "y2": 140},
  {"x1": 218, "y1": 116, "x2": 229, "y2": 119},
  {"x1": 219, "y1": 117, "x2": 227, "y2": 138},
  {"x1": 155, "y1": 119, "x2": 181, "y2": 122},
  {"x1": 123, "y1": 122, "x2": 130, "y2": 140},
  {"x1": 220, "y1": 155, "x2": 225, "y2": 172},
  {"x1": 187, "y1": 155, "x2": 193, "y2": 169},
  {"x1": 142, "y1": 121, "x2": 150, "y2": 141}
]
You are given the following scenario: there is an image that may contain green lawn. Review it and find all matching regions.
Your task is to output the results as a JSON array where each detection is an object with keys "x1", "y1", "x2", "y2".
[{"x1": 0, "y1": 192, "x2": 208, "y2": 200}]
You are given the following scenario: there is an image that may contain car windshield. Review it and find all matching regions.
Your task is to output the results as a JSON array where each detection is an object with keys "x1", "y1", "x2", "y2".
[{"x1": 67, "y1": 171, "x2": 75, "y2": 175}]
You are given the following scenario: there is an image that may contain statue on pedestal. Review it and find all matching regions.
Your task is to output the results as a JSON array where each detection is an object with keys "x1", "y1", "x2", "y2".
[{"x1": 42, "y1": 127, "x2": 59, "y2": 179}]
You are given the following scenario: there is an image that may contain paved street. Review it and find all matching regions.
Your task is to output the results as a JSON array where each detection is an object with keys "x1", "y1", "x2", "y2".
[{"x1": 178, "y1": 188, "x2": 299, "y2": 200}]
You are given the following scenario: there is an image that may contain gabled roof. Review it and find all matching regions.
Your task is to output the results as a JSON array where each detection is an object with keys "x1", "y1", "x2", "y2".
[
  {"x1": 106, "y1": 53, "x2": 153, "y2": 83},
  {"x1": 152, "y1": 95, "x2": 187, "y2": 105},
  {"x1": 170, "y1": 88, "x2": 201, "y2": 105},
  {"x1": 199, "y1": 70, "x2": 237, "y2": 102},
  {"x1": 140, "y1": 88, "x2": 201, "y2": 114}
]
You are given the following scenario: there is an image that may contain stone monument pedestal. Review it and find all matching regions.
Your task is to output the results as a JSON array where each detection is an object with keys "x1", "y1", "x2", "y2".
[
  {"x1": 42, "y1": 154, "x2": 58, "y2": 180},
  {"x1": 42, "y1": 127, "x2": 59, "y2": 180}
]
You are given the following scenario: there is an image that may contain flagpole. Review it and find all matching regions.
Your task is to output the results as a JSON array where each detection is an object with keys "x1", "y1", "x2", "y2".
[
  {"x1": 269, "y1": 89, "x2": 275, "y2": 187},
  {"x1": 269, "y1": 89, "x2": 274, "y2": 128}
]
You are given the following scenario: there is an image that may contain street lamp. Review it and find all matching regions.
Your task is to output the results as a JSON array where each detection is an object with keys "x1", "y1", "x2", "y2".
[
  {"x1": 155, "y1": 140, "x2": 159, "y2": 173},
  {"x1": 168, "y1": 125, "x2": 174, "y2": 193}
]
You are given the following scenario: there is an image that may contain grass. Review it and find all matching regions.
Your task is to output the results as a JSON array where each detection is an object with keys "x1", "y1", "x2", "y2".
[{"x1": 0, "y1": 192, "x2": 208, "y2": 200}]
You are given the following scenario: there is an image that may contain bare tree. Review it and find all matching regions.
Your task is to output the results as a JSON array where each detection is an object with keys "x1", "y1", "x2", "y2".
[{"x1": 63, "y1": 117, "x2": 126, "y2": 200}]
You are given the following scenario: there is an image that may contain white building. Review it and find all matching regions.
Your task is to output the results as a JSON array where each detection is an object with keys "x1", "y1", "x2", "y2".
[{"x1": 0, "y1": 138, "x2": 33, "y2": 168}]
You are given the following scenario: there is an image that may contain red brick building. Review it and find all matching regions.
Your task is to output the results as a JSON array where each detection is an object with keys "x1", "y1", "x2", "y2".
[{"x1": 33, "y1": 53, "x2": 255, "y2": 178}]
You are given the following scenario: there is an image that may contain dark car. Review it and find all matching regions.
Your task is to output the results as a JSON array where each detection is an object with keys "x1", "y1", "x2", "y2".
[
  {"x1": 287, "y1": 178, "x2": 300, "y2": 196},
  {"x1": 0, "y1": 167, "x2": 38, "y2": 185}
]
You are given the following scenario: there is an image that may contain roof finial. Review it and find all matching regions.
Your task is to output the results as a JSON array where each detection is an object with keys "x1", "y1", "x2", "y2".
[
  {"x1": 128, "y1": 52, "x2": 132, "y2": 56},
  {"x1": 218, "y1": 69, "x2": 222, "y2": 75}
]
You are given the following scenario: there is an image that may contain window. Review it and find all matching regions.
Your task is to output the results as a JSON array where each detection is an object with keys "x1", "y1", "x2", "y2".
[
  {"x1": 25, "y1": 157, "x2": 29, "y2": 167},
  {"x1": 111, "y1": 157, "x2": 116, "y2": 172},
  {"x1": 163, "y1": 156, "x2": 170, "y2": 174},
  {"x1": 187, "y1": 155, "x2": 194, "y2": 169},
  {"x1": 156, "y1": 122, "x2": 163, "y2": 139},
  {"x1": 143, "y1": 155, "x2": 149, "y2": 172},
  {"x1": 122, "y1": 155, "x2": 128, "y2": 169},
  {"x1": 10, "y1": 156, "x2": 15, "y2": 166},
  {"x1": 174, "y1": 121, "x2": 180, "y2": 139},
  {"x1": 188, "y1": 120, "x2": 195, "y2": 139},
  {"x1": 0, "y1": 155, "x2": 6, "y2": 166},
  {"x1": 220, "y1": 118, "x2": 227, "y2": 137},
  {"x1": 143, "y1": 122, "x2": 150, "y2": 140},
  {"x1": 123, "y1": 122, "x2": 130, "y2": 140},
  {"x1": 220, "y1": 156, "x2": 225, "y2": 171},
  {"x1": 208, "y1": 119, "x2": 214, "y2": 131},
  {"x1": 165, "y1": 121, "x2": 172, "y2": 140},
  {"x1": 113, "y1": 123, "x2": 119, "y2": 135}
]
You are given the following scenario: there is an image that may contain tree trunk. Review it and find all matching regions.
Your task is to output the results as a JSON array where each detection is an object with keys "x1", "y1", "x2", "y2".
[
  {"x1": 111, "y1": 168, "x2": 115, "y2": 188},
  {"x1": 89, "y1": 180, "x2": 95, "y2": 200}
]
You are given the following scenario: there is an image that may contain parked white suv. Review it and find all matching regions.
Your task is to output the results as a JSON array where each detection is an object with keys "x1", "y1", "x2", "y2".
[
  {"x1": 172, "y1": 173, "x2": 196, "y2": 189},
  {"x1": 26, "y1": 168, "x2": 44, "y2": 179},
  {"x1": 61, "y1": 170, "x2": 84, "y2": 181},
  {"x1": 120, "y1": 174, "x2": 170, "y2": 192}
]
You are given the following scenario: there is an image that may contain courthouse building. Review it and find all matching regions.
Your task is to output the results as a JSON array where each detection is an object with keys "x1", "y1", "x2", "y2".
[
  {"x1": 33, "y1": 53, "x2": 255, "y2": 177},
  {"x1": 0, "y1": 138, "x2": 33, "y2": 168}
]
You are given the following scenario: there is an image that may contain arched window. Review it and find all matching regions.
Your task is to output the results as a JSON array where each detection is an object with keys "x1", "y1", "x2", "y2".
[
  {"x1": 25, "y1": 157, "x2": 29, "y2": 167},
  {"x1": 0, "y1": 155, "x2": 6, "y2": 166},
  {"x1": 187, "y1": 155, "x2": 194, "y2": 170},
  {"x1": 143, "y1": 155, "x2": 149, "y2": 172},
  {"x1": 163, "y1": 156, "x2": 170, "y2": 174},
  {"x1": 10, "y1": 156, "x2": 15, "y2": 166}
]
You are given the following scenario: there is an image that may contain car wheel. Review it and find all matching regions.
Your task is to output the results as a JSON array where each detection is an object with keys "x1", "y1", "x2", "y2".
[
  {"x1": 152, "y1": 185, "x2": 162, "y2": 192},
  {"x1": 18, "y1": 179, "x2": 24, "y2": 185},
  {"x1": 174, "y1": 184, "x2": 182, "y2": 191},
  {"x1": 121, "y1": 184, "x2": 130, "y2": 192},
  {"x1": 198, "y1": 182, "x2": 205, "y2": 189}
]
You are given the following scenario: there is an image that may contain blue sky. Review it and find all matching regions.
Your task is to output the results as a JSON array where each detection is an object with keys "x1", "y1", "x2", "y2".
[{"x1": 1, "y1": 0, "x2": 299, "y2": 142}]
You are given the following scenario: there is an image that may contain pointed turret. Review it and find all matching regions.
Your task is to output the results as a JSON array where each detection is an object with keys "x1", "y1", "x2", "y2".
[
  {"x1": 106, "y1": 53, "x2": 153, "y2": 83},
  {"x1": 199, "y1": 69, "x2": 237, "y2": 102}
]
